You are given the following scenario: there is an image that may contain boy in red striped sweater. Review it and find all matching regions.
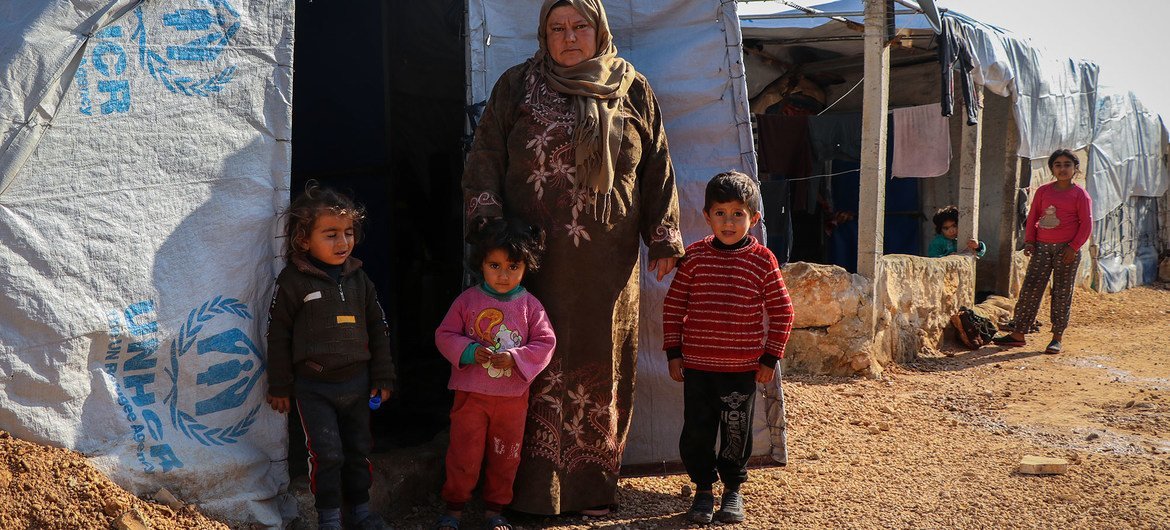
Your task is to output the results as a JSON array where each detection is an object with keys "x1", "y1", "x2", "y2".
[{"x1": 663, "y1": 171, "x2": 794, "y2": 524}]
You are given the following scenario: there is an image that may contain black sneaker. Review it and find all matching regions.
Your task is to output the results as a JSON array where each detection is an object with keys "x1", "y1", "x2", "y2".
[
  {"x1": 688, "y1": 491, "x2": 715, "y2": 524},
  {"x1": 715, "y1": 490, "x2": 745, "y2": 523}
]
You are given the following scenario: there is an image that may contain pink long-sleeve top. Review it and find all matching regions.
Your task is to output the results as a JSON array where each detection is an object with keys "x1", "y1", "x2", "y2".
[
  {"x1": 1024, "y1": 181, "x2": 1093, "y2": 251},
  {"x1": 434, "y1": 284, "x2": 556, "y2": 397}
]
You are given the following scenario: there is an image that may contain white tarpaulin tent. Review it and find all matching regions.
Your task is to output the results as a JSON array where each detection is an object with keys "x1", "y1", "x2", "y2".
[
  {"x1": 741, "y1": 1, "x2": 1169, "y2": 293},
  {"x1": 467, "y1": 0, "x2": 788, "y2": 466},
  {"x1": 0, "y1": 0, "x2": 294, "y2": 525}
]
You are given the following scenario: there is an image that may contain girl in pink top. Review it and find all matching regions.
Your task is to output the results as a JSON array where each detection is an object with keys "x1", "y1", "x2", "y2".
[
  {"x1": 994, "y1": 149, "x2": 1092, "y2": 354},
  {"x1": 433, "y1": 218, "x2": 556, "y2": 530}
]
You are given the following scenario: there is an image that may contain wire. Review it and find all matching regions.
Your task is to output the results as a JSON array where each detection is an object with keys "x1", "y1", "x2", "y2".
[
  {"x1": 779, "y1": 168, "x2": 861, "y2": 182},
  {"x1": 818, "y1": 76, "x2": 864, "y2": 115}
]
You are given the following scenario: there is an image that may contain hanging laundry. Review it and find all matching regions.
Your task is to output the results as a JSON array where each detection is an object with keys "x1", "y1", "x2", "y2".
[
  {"x1": 938, "y1": 16, "x2": 979, "y2": 125},
  {"x1": 756, "y1": 114, "x2": 812, "y2": 179},
  {"x1": 808, "y1": 112, "x2": 862, "y2": 164},
  {"x1": 891, "y1": 102, "x2": 952, "y2": 177}
]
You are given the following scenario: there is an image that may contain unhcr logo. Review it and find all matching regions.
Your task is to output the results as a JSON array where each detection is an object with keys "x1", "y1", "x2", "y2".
[
  {"x1": 77, "y1": 0, "x2": 240, "y2": 115},
  {"x1": 104, "y1": 295, "x2": 265, "y2": 474}
]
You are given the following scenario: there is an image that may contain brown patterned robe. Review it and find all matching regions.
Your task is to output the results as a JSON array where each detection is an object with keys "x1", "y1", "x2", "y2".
[{"x1": 463, "y1": 59, "x2": 684, "y2": 514}]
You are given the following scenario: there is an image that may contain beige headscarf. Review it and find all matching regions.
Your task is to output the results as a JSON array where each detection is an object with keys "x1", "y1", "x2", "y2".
[{"x1": 536, "y1": 0, "x2": 636, "y2": 215}]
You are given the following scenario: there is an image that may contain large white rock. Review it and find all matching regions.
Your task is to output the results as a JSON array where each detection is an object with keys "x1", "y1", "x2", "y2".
[{"x1": 873, "y1": 254, "x2": 974, "y2": 363}]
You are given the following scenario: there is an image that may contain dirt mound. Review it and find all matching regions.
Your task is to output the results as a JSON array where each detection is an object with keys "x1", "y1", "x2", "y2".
[{"x1": 0, "y1": 430, "x2": 226, "y2": 530}]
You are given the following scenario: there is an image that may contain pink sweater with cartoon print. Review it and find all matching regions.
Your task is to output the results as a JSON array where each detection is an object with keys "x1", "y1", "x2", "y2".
[
  {"x1": 435, "y1": 285, "x2": 556, "y2": 397},
  {"x1": 1024, "y1": 181, "x2": 1093, "y2": 250}
]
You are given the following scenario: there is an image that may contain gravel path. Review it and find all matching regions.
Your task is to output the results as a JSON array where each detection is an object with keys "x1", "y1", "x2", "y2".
[{"x1": 2, "y1": 286, "x2": 1167, "y2": 529}]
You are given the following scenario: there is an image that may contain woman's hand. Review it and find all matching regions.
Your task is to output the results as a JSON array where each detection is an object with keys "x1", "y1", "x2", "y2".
[
  {"x1": 1061, "y1": 246, "x2": 1077, "y2": 264},
  {"x1": 1023, "y1": 242, "x2": 1035, "y2": 257},
  {"x1": 648, "y1": 257, "x2": 679, "y2": 282}
]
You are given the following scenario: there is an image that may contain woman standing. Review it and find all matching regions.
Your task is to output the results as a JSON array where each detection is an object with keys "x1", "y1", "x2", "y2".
[
  {"x1": 994, "y1": 149, "x2": 1092, "y2": 354},
  {"x1": 462, "y1": 0, "x2": 684, "y2": 515}
]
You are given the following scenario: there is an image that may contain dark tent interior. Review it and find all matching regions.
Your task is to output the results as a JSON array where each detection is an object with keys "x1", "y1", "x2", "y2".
[{"x1": 288, "y1": 0, "x2": 466, "y2": 474}]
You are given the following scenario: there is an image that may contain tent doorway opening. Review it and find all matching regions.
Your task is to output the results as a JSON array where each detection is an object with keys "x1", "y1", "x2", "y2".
[{"x1": 287, "y1": 1, "x2": 467, "y2": 474}]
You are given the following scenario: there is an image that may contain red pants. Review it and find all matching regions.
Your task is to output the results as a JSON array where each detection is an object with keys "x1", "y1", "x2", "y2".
[{"x1": 441, "y1": 390, "x2": 529, "y2": 512}]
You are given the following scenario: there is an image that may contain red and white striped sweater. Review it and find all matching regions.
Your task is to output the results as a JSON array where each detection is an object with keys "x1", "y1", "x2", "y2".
[{"x1": 662, "y1": 236, "x2": 794, "y2": 372}]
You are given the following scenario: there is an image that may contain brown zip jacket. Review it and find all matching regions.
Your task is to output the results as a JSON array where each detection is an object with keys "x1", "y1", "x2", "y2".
[{"x1": 265, "y1": 254, "x2": 395, "y2": 397}]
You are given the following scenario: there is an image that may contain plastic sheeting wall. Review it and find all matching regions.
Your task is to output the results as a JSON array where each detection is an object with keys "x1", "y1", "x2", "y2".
[
  {"x1": 466, "y1": 0, "x2": 776, "y2": 465},
  {"x1": 0, "y1": 1, "x2": 294, "y2": 525}
]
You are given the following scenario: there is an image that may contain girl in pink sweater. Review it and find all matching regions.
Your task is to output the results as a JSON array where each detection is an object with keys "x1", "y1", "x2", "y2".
[
  {"x1": 994, "y1": 149, "x2": 1092, "y2": 354},
  {"x1": 433, "y1": 218, "x2": 556, "y2": 530}
]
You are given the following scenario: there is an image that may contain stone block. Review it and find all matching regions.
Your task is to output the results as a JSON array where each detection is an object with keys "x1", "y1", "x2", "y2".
[
  {"x1": 1017, "y1": 455, "x2": 1069, "y2": 475},
  {"x1": 783, "y1": 262, "x2": 864, "y2": 328}
]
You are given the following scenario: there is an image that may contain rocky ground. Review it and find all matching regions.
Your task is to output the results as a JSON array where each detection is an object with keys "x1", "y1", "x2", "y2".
[
  {"x1": 0, "y1": 430, "x2": 226, "y2": 529},
  {"x1": 2, "y1": 285, "x2": 1167, "y2": 529},
  {"x1": 400, "y1": 284, "x2": 1170, "y2": 529}
]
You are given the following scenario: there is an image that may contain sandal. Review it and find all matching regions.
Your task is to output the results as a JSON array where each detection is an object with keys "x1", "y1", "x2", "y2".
[
  {"x1": 991, "y1": 334, "x2": 1025, "y2": 347},
  {"x1": 485, "y1": 514, "x2": 514, "y2": 530},
  {"x1": 1044, "y1": 340, "x2": 1062, "y2": 354},
  {"x1": 434, "y1": 514, "x2": 460, "y2": 530},
  {"x1": 579, "y1": 505, "x2": 611, "y2": 517}
]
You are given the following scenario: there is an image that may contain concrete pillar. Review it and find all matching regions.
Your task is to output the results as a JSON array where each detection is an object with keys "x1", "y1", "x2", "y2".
[
  {"x1": 957, "y1": 86, "x2": 983, "y2": 268},
  {"x1": 996, "y1": 121, "x2": 1022, "y2": 296},
  {"x1": 857, "y1": 0, "x2": 891, "y2": 282}
]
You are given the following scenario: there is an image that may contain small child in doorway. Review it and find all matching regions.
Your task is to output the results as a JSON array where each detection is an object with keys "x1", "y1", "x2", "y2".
[
  {"x1": 994, "y1": 148, "x2": 1093, "y2": 354},
  {"x1": 265, "y1": 184, "x2": 393, "y2": 530},
  {"x1": 663, "y1": 171, "x2": 794, "y2": 525},
  {"x1": 928, "y1": 205, "x2": 986, "y2": 258},
  {"x1": 434, "y1": 218, "x2": 556, "y2": 530}
]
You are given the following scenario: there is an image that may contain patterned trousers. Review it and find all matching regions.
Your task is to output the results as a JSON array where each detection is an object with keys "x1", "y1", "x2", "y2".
[{"x1": 1012, "y1": 241, "x2": 1080, "y2": 335}]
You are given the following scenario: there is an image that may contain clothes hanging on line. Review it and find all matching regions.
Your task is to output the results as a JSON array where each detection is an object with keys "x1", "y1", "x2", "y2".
[
  {"x1": 808, "y1": 112, "x2": 862, "y2": 165},
  {"x1": 891, "y1": 102, "x2": 952, "y2": 178},
  {"x1": 938, "y1": 16, "x2": 979, "y2": 125},
  {"x1": 755, "y1": 114, "x2": 812, "y2": 180}
]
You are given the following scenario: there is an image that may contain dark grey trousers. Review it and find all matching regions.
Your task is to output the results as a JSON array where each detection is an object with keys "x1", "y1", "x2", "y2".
[{"x1": 295, "y1": 370, "x2": 373, "y2": 510}]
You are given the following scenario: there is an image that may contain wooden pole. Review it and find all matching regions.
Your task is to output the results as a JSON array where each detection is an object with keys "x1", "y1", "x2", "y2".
[{"x1": 857, "y1": 0, "x2": 891, "y2": 283}]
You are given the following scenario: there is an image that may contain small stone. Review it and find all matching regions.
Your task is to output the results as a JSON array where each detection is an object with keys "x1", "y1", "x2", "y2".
[
  {"x1": 154, "y1": 487, "x2": 183, "y2": 509},
  {"x1": 867, "y1": 426, "x2": 881, "y2": 435},
  {"x1": 0, "y1": 466, "x2": 10, "y2": 489},
  {"x1": 1135, "y1": 402, "x2": 1157, "y2": 410},
  {"x1": 807, "y1": 452, "x2": 821, "y2": 461},
  {"x1": 103, "y1": 497, "x2": 127, "y2": 517},
  {"x1": 878, "y1": 405, "x2": 895, "y2": 414},
  {"x1": 878, "y1": 422, "x2": 890, "y2": 431},
  {"x1": 1125, "y1": 400, "x2": 1136, "y2": 408},
  {"x1": 680, "y1": 484, "x2": 693, "y2": 497},
  {"x1": 849, "y1": 419, "x2": 862, "y2": 425},
  {"x1": 982, "y1": 391, "x2": 994, "y2": 398},
  {"x1": 1086, "y1": 432, "x2": 1100, "y2": 441},
  {"x1": 993, "y1": 363, "x2": 1002, "y2": 368},
  {"x1": 1017, "y1": 455, "x2": 1069, "y2": 475},
  {"x1": 1003, "y1": 391, "x2": 1012, "y2": 397},
  {"x1": 113, "y1": 509, "x2": 149, "y2": 530}
]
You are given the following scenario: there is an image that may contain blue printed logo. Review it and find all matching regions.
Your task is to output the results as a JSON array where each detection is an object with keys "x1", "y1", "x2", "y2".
[
  {"x1": 104, "y1": 295, "x2": 265, "y2": 473},
  {"x1": 77, "y1": 0, "x2": 240, "y2": 115}
]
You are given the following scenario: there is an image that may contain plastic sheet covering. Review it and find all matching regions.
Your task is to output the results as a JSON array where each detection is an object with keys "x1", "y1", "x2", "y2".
[
  {"x1": 0, "y1": 1, "x2": 295, "y2": 525},
  {"x1": 1087, "y1": 91, "x2": 1169, "y2": 221},
  {"x1": 948, "y1": 12, "x2": 1099, "y2": 159},
  {"x1": 467, "y1": 0, "x2": 777, "y2": 465},
  {"x1": 1094, "y1": 197, "x2": 1160, "y2": 293}
]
